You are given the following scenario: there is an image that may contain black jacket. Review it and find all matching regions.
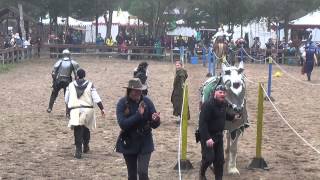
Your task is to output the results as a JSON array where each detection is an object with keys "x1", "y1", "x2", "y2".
[
  {"x1": 199, "y1": 98, "x2": 234, "y2": 142},
  {"x1": 116, "y1": 96, "x2": 160, "y2": 155}
]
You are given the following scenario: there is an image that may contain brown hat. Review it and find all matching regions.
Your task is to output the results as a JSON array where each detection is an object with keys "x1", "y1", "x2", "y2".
[{"x1": 124, "y1": 78, "x2": 147, "y2": 90}]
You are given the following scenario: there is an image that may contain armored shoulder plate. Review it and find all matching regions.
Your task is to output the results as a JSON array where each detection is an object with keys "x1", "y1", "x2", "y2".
[
  {"x1": 53, "y1": 59, "x2": 62, "y2": 69},
  {"x1": 200, "y1": 76, "x2": 221, "y2": 103},
  {"x1": 71, "y1": 60, "x2": 79, "y2": 72}
]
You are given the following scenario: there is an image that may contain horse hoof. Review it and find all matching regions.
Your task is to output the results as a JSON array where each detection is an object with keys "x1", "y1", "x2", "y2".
[{"x1": 227, "y1": 168, "x2": 240, "y2": 176}]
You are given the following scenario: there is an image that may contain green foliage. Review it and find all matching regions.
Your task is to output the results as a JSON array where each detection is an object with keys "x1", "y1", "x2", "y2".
[
  {"x1": 0, "y1": 64, "x2": 15, "y2": 73},
  {"x1": 126, "y1": 0, "x2": 182, "y2": 36},
  {"x1": 1, "y1": 0, "x2": 319, "y2": 37}
]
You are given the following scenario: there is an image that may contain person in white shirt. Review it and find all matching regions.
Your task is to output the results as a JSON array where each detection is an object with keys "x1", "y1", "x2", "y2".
[{"x1": 65, "y1": 68, "x2": 105, "y2": 159}]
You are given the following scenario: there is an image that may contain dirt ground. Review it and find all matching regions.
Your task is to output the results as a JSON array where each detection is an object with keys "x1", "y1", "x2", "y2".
[{"x1": 1, "y1": 56, "x2": 320, "y2": 180}]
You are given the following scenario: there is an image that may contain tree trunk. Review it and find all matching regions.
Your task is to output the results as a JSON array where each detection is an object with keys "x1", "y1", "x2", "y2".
[
  {"x1": 152, "y1": 0, "x2": 161, "y2": 36},
  {"x1": 103, "y1": 13, "x2": 108, "y2": 38},
  {"x1": 95, "y1": 0, "x2": 98, "y2": 39},
  {"x1": 95, "y1": 15, "x2": 99, "y2": 39},
  {"x1": 53, "y1": 16, "x2": 58, "y2": 35},
  {"x1": 107, "y1": 10, "x2": 113, "y2": 38},
  {"x1": 284, "y1": 17, "x2": 289, "y2": 43},
  {"x1": 49, "y1": 16, "x2": 52, "y2": 35},
  {"x1": 18, "y1": 3, "x2": 26, "y2": 40},
  {"x1": 143, "y1": 21, "x2": 145, "y2": 35}
]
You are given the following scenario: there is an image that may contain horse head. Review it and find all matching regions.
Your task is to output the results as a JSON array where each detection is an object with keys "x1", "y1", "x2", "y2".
[{"x1": 221, "y1": 61, "x2": 246, "y2": 113}]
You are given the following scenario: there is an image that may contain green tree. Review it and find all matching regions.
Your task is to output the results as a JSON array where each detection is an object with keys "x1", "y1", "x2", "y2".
[
  {"x1": 125, "y1": 0, "x2": 182, "y2": 37},
  {"x1": 254, "y1": 0, "x2": 320, "y2": 42},
  {"x1": 183, "y1": 0, "x2": 254, "y2": 35}
]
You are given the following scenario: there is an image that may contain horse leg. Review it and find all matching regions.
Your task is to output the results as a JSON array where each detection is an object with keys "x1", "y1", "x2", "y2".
[
  {"x1": 224, "y1": 131, "x2": 231, "y2": 171},
  {"x1": 226, "y1": 130, "x2": 240, "y2": 175}
]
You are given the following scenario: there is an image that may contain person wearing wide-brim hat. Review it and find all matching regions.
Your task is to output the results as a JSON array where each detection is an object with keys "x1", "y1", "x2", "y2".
[{"x1": 116, "y1": 78, "x2": 160, "y2": 180}]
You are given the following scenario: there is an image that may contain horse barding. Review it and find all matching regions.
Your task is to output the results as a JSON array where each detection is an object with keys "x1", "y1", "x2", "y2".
[{"x1": 198, "y1": 61, "x2": 249, "y2": 175}]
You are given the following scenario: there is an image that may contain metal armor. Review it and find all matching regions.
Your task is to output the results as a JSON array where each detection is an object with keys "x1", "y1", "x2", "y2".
[{"x1": 52, "y1": 58, "x2": 79, "y2": 81}]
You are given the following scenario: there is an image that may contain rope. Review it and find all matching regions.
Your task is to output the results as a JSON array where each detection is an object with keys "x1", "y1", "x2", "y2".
[
  {"x1": 229, "y1": 47, "x2": 241, "y2": 53},
  {"x1": 177, "y1": 115, "x2": 182, "y2": 180},
  {"x1": 212, "y1": 51, "x2": 225, "y2": 60},
  {"x1": 261, "y1": 85, "x2": 320, "y2": 154},
  {"x1": 273, "y1": 60, "x2": 320, "y2": 86},
  {"x1": 241, "y1": 47, "x2": 267, "y2": 62},
  {"x1": 243, "y1": 74, "x2": 256, "y2": 84}
]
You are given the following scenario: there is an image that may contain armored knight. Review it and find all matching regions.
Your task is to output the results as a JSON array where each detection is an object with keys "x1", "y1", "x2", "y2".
[{"x1": 47, "y1": 49, "x2": 79, "y2": 116}]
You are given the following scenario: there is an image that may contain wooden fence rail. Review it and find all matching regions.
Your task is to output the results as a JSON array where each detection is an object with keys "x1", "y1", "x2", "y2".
[
  {"x1": 0, "y1": 46, "x2": 40, "y2": 64},
  {"x1": 42, "y1": 44, "x2": 167, "y2": 61}
]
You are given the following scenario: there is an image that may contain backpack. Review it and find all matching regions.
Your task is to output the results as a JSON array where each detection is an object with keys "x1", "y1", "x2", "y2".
[{"x1": 195, "y1": 76, "x2": 222, "y2": 143}]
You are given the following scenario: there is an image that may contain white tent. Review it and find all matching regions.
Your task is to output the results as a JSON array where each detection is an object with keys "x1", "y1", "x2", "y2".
[
  {"x1": 226, "y1": 20, "x2": 277, "y2": 48},
  {"x1": 85, "y1": 11, "x2": 145, "y2": 43},
  {"x1": 291, "y1": 11, "x2": 320, "y2": 41},
  {"x1": 94, "y1": 11, "x2": 143, "y2": 26},
  {"x1": 309, "y1": 28, "x2": 320, "y2": 42},
  {"x1": 41, "y1": 17, "x2": 92, "y2": 26},
  {"x1": 167, "y1": 27, "x2": 197, "y2": 37},
  {"x1": 291, "y1": 11, "x2": 320, "y2": 26}
]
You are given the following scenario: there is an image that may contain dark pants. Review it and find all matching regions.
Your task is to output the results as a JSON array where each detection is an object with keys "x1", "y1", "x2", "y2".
[
  {"x1": 307, "y1": 72, "x2": 311, "y2": 81},
  {"x1": 123, "y1": 153, "x2": 151, "y2": 180},
  {"x1": 74, "y1": 125, "x2": 90, "y2": 152},
  {"x1": 305, "y1": 61, "x2": 314, "y2": 81},
  {"x1": 200, "y1": 135, "x2": 224, "y2": 180},
  {"x1": 48, "y1": 80, "x2": 70, "y2": 111}
]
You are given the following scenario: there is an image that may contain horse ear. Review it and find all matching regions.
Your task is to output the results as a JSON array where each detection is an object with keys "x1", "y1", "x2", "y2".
[
  {"x1": 238, "y1": 61, "x2": 244, "y2": 74},
  {"x1": 238, "y1": 61, "x2": 244, "y2": 69},
  {"x1": 238, "y1": 68, "x2": 244, "y2": 74},
  {"x1": 222, "y1": 63, "x2": 227, "y2": 72}
]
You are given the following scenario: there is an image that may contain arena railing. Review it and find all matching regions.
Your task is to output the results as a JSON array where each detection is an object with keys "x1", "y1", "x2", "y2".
[
  {"x1": 0, "y1": 45, "x2": 40, "y2": 64},
  {"x1": 42, "y1": 44, "x2": 167, "y2": 60}
]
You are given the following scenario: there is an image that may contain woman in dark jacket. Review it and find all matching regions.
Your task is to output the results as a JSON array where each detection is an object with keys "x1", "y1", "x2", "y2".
[{"x1": 116, "y1": 78, "x2": 160, "y2": 180}]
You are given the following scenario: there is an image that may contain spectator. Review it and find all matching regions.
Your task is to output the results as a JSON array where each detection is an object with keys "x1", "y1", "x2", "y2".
[
  {"x1": 171, "y1": 60, "x2": 189, "y2": 122},
  {"x1": 115, "y1": 78, "x2": 160, "y2": 180},
  {"x1": 265, "y1": 38, "x2": 275, "y2": 58},
  {"x1": 96, "y1": 33, "x2": 104, "y2": 45},
  {"x1": 133, "y1": 62, "x2": 149, "y2": 96},
  {"x1": 188, "y1": 35, "x2": 196, "y2": 57}
]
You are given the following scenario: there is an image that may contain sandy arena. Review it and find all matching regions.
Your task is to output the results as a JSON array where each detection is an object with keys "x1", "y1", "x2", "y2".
[{"x1": 1, "y1": 56, "x2": 320, "y2": 180}]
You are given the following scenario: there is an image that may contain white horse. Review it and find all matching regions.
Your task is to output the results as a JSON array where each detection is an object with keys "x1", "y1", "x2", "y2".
[
  {"x1": 222, "y1": 61, "x2": 248, "y2": 175},
  {"x1": 199, "y1": 61, "x2": 248, "y2": 175}
]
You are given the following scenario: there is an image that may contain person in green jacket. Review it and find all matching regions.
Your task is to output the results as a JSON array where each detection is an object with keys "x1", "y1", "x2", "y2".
[{"x1": 171, "y1": 60, "x2": 188, "y2": 123}]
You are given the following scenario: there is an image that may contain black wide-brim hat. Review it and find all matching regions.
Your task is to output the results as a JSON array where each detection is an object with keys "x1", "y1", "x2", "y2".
[{"x1": 123, "y1": 78, "x2": 147, "y2": 90}]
